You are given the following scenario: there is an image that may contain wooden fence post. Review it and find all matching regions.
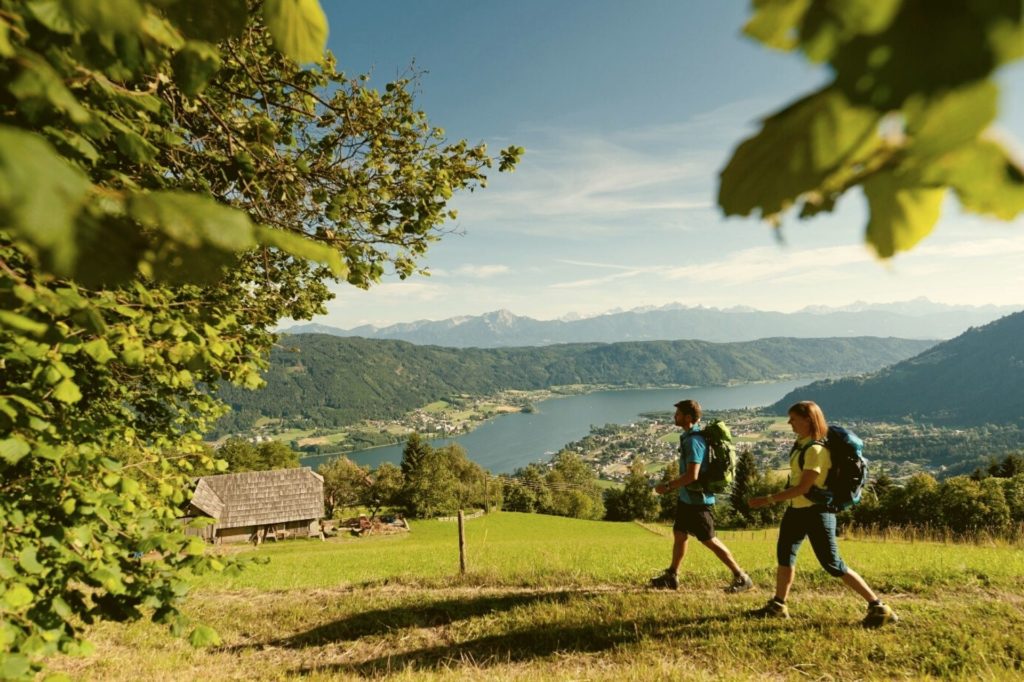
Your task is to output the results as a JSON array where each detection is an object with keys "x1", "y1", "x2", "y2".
[{"x1": 458, "y1": 509, "x2": 467, "y2": 575}]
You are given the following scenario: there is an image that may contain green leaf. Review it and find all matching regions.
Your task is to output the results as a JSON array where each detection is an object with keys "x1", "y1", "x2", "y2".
[
  {"x1": 188, "y1": 625, "x2": 222, "y2": 648},
  {"x1": 9, "y1": 52, "x2": 92, "y2": 124},
  {"x1": 0, "y1": 17, "x2": 14, "y2": 57},
  {"x1": 19, "y1": 547, "x2": 45, "y2": 575},
  {"x1": 120, "y1": 339, "x2": 146, "y2": 366},
  {"x1": 89, "y1": 567, "x2": 126, "y2": 594},
  {"x1": 129, "y1": 191, "x2": 257, "y2": 252},
  {"x1": 719, "y1": 87, "x2": 880, "y2": 218},
  {"x1": 263, "y1": 0, "x2": 328, "y2": 64},
  {"x1": 0, "y1": 436, "x2": 31, "y2": 465},
  {"x1": 0, "y1": 126, "x2": 91, "y2": 275},
  {"x1": 254, "y1": 225, "x2": 347, "y2": 277},
  {"x1": 0, "y1": 311, "x2": 48, "y2": 336},
  {"x1": 165, "y1": 0, "x2": 248, "y2": 43},
  {"x1": 114, "y1": 128, "x2": 158, "y2": 165},
  {"x1": 185, "y1": 537, "x2": 206, "y2": 556},
  {"x1": 743, "y1": 0, "x2": 812, "y2": 51},
  {"x1": 140, "y1": 12, "x2": 185, "y2": 50},
  {"x1": 82, "y1": 338, "x2": 117, "y2": 364},
  {"x1": 831, "y1": 4, "x2": 1006, "y2": 110},
  {"x1": 926, "y1": 139, "x2": 1024, "y2": 221},
  {"x1": 65, "y1": 0, "x2": 143, "y2": 38},
  {"x1": 26, "y1": 0, "x2": 84, "y2": 34},
  {"x1": 53, "y1": 378, "x2": 83, "y2": 404},
  {"x1": 172, "y1": 41, "x2": 222, "y2": 97},
  {"x1": 903, "y1": 80, "x2": 998, "y2": 159},
  {"x1": 2, "y1": 584, "x2": 35, "y2": 610},
  {"x1": 863, "y1": 170, "x2": 946, "y2": 258},
  {"x1": 798, "y1": 0, "x2": 900, "y2": 62},
  {"x1": 1, "y1": 653, "x2": 31, "y2": 681}
]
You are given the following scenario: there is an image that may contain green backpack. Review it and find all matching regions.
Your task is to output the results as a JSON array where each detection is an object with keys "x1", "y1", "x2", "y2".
[{"x1": 685, "y1": 419, "x2": 737, "y2": 494}]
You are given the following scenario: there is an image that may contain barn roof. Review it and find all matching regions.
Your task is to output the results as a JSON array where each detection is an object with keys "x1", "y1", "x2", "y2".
[{"x1": 189, "y1": 467, "x2": 324, "y2": 529}]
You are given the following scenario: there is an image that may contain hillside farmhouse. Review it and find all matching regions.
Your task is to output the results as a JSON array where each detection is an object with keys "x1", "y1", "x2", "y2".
[{"x1": 185, "y1": 467, "x2": 324, "y2": 544}]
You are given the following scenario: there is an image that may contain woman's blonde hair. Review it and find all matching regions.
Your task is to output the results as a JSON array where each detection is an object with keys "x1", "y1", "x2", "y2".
[{"x1": 788, "y1": 400, "x2": 828, "y2": 440}]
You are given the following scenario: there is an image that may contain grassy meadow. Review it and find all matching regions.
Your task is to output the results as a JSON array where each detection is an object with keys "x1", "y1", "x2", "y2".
[{"x1": 52, "y1": 513, "x2": 1024, "y2": 680}]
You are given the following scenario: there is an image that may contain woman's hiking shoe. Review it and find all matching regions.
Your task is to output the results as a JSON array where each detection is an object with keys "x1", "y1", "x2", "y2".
[
  {"x1": 748, "y1": 599, "x2": 789, "y2": 619},
  {"x1": 863, "y1": 602, "x2": 898, "y2": 628},
  {"x1": 649, "y1": 569, "x2": 679, "y2": 590},
  {"x1": 725, "y1": 573, "x2": 754, "y2": 594}
]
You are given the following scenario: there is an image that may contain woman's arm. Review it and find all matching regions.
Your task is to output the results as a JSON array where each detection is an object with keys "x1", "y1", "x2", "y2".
[{"x1": 749, "y1": 469, "x2": 818, "y2": 508}]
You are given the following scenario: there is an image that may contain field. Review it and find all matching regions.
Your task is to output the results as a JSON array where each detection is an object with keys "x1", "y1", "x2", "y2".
[{"x1": 52, "y1": 513, "x2": 1024, "y2": 680}]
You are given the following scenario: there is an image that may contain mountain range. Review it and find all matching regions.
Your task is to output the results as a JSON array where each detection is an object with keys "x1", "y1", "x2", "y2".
[
  {"x1": 282, "y1": 299, "x2": 1020, "y2": 347},
  {"x1": 771, "y1": 310, "x2": 1024, "y2": 426}
]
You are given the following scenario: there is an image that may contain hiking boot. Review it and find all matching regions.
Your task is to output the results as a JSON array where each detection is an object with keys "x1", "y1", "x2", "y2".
[
  {"x1": 748, "y1": 598, "x2": 789, "y2": 619},
  {"x1": 725, "y1": 572, "x2": 754, "y2": 594},
  {"x1": 862, "y1": 602, "x2": 898, "y2": 628},
  {"x1": 649, "y1": 569, "x2": 679, "y2": 590}
]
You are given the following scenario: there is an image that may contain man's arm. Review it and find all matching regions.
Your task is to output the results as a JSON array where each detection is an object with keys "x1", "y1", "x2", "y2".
[{"x1": 655, "y1": 461, "x2": 700, "y2": 495}]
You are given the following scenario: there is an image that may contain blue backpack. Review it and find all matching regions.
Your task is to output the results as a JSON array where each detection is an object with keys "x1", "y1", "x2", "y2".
[{"x1": 796, "y1": 425, "x2": 868, "y2": 512}]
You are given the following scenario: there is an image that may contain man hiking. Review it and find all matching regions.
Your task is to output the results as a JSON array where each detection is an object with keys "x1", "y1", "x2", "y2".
[{"x1": 651, "y1": 399, "x2": 754, "y2": 593}]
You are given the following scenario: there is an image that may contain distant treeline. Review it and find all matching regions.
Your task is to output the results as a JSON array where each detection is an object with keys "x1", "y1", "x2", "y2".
[
  {"x1": 212, "y1": 334, "x2": 933, "y2": 435},
  {"x1": 323, "y1": 436, "x2": 1024, "y2": 540}
]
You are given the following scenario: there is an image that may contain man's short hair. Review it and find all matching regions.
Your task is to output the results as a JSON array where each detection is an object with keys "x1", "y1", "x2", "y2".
[{"x1": 673, "y1": 399, "x2": 702, "y2": 421}]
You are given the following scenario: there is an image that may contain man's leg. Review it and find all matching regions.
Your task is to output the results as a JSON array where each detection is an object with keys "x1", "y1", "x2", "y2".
[
  {"x1": 670, "y1": 530, "x2": 689, "y2": 573},
  {"x1": 701, "y1": 537, "x2": 741, "y2": 575}
]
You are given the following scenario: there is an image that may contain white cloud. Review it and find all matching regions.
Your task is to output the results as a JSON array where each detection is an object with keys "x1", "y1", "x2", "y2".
[
  {"x1": 453, "y1": 264, "x2": 511, "y2": 278},
  {"x1": 664, "y1": 244, "x2": 872, "y2": 286},
  {"x1": 451, "y1": 112, "x2": 746, "y2": 235},
  {"x1": 549, "y1": 269, "x2": 648, "y2": 290}
]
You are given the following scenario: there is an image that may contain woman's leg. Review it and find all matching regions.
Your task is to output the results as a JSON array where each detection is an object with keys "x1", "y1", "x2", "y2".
[
  {"x1": 776, "y1": 565, "x2": 795, "y2": 601},
  {"x1": 841, "y1": 568, "x2": 878, "y2": 602},
  {"x1": 775, "y1": 507, "x2": 805, "y2": 601},
  {"x1": 806, "y1": 510, "x2": 877, "y2": 602}
]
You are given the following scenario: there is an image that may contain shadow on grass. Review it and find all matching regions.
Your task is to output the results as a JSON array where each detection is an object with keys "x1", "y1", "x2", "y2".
[
  {"x1": 264, "y1": 590, "x2": 739, "y2": 677},
  {"x1": 302, "y1": 614, "x2": 735, "y2": 677},
  {"x1": 228, "y1": 590, "x2": 580, "y2": 652}
]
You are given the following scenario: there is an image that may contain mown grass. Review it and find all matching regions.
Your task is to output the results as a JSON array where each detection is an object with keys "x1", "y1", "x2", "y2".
[{"x1": 52, "y1": 513, "x2": 1024, "y2": 680}]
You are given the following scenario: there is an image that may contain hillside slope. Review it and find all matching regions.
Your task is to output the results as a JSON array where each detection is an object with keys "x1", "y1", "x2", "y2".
[
  {"x1": 216, "y1": 335, "x2": 935, "y2": 429},
  {"x1": 772, "y1": 311, "x2": 1024, "y2": 425}
]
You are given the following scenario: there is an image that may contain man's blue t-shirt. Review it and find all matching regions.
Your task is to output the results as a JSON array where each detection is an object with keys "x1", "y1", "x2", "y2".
[{"x1": 678, "y1": 425, "x2": 715, "y2": 506}]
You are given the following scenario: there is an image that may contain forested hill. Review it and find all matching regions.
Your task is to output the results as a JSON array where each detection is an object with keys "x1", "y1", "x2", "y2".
[
  {"x1": 215, "y1": 334, "x2": 935, "y2": 432},
  {"x1": 771, "y1": 311, "x2": 1024, "y2": 426}
]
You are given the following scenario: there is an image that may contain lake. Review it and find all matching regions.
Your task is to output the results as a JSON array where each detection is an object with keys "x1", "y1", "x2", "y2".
[{"x1": 298, "y1": 379, "x2": 809, "y2": 474}]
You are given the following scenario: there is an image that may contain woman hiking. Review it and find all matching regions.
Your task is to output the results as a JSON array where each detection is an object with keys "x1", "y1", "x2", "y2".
[{"x1": 748, "y1": 400, "x2": 898, "y2": 627}]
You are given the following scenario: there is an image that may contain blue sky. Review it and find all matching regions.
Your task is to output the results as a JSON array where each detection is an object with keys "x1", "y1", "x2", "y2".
[{"x1": 312, "y1": 1, "x2": 1024, "y2": 327}]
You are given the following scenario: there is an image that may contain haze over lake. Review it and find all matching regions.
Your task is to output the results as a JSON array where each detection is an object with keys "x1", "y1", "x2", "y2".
[{"x1": 299, "y1": 379, "x2": 808, "y2": 474}]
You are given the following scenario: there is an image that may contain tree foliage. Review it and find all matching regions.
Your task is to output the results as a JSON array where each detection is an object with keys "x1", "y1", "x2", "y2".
[
  {"x1": 604, "y1": 459, "x2": 659, "y2": 522},
  {"x1": 400, "y1": 440, "x2": 491, "y2": 519},
  {"x1": 721, "y1": 0, "x2": 1024, "y2": 256},
  {"x1": 318, "y1": 455, "x2": 371, "y2": 519},
  {"x1": 0, "y1": 1, "x2": 517, "y2": 675},
  {"x1": 850, "y1": 467, "x2": 1024, "y2": 537},
  {"x1": 215, "y1": 438, "x2": 299, "y2": 473}
]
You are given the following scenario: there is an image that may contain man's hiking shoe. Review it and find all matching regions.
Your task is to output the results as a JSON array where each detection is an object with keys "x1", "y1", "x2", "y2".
[
  {"x1": 650, "y1": 569, "x2": 679, "y2": 590},
  {"x1": 863, "y1": 602, "x2": 898, "y2": 628},
  {"x1": 725, "y1": 573, "x2": 754, "y2": 594},
  {"x1": 748, "y1": 599, "x2": 789, "y2": 619}
]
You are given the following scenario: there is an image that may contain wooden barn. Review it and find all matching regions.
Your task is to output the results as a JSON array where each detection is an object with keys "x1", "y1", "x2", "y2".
[{"x1": 185, "y1": 467, "x2": 325, "y2": 544}]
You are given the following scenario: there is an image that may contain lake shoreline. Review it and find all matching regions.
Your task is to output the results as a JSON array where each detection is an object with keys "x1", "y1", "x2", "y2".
[{"x1": 300, "y1": 378, "x2": 815, "y2": 474}]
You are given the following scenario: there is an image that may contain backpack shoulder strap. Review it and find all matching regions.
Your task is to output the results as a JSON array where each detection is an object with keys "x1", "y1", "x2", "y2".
[{"x1": 794, "y1": 439, "x2": 826, "y2": 470}]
